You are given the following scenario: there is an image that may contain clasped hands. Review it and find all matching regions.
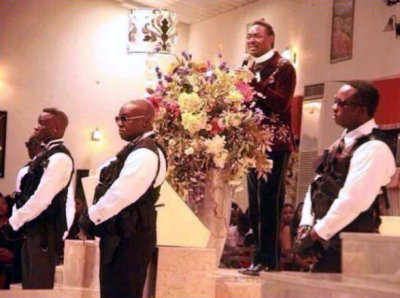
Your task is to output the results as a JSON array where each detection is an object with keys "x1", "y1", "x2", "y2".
[
  {"x1": 293, "y1": 225, "x2": 326, "y2": 264},
  {"x1": 0, "y1": 221, "x2": 23, "y2": 241},
  {"x1": 78, "y1": 211, "x2": 95, "y2": 240}
]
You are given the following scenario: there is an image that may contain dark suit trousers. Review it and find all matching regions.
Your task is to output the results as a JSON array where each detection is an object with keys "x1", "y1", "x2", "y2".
[
  {"x1": 313, "y1": 236, "x2": 341, "y2": 273},
  {"x1": 247, "y1": 150, "x2": 290, "y2": 270},
  {"x1": 100, "y1": 228, "x2": 156, "y2": 298},
  {"x1": 21, "y1": 224, "x2": 58, "y2": 289}
]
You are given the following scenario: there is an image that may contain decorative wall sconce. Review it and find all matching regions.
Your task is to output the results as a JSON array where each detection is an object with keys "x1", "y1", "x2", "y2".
[
  {"x1": 282, "y1": 45, "x2": 298, "y2": 67},
  {"x1": 383, "y1": 15, "x2": 400, "y2": 39},
  {"x1": 91, "y1": 128, "x2": 102, "y2": 141},
  {"x1": 386, "y1": 0, "x2": 399, "y2": 6},
  {"x1": 128, "y1": 8, "x2": 178, "y2": 54}
]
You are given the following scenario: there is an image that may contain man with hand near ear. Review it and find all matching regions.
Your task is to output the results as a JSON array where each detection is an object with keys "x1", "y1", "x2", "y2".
[{"x1": 4, "y1": 108, "x2": 73, "y2": 288}]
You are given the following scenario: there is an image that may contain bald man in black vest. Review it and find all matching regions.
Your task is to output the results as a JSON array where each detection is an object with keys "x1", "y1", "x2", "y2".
[{"x1": 80, "y1": 100, "x2": 167, "y2": 298}]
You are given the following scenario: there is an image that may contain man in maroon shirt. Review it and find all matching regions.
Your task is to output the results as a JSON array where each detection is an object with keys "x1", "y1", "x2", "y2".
[{"x1": 240, "y1": 19, "x2": 296, "y2": 275}]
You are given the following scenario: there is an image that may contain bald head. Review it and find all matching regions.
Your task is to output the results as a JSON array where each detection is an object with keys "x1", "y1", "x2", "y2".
[
  {"x1": 126, "y1": 99, "x2": 155, "y2": 120},
  {"x1": 42, "y1": 108, "x2": 68, "y2": 138},
  {"x1": 116, "y1": 99, "x2": 155, "y2": 141}
]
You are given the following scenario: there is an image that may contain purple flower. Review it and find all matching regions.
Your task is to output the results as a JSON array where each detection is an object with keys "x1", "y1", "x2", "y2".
[
  {"x1": 155, "y1": 66, "x2": 162, "y2": 79},
  {"x1": 164, "y1": 75, "x2": 173, "y2": 82},
  {"x1": 218, "y1": 61, "x2": 227, "y2": 70},
  {"x1": 182, "y1": 51, "x2": 192, "y2": 61}
]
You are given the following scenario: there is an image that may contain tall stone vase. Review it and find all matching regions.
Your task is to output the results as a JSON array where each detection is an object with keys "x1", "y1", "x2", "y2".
[{"x1": 196, "y1": 168, "x2": 233, "y2": 266}]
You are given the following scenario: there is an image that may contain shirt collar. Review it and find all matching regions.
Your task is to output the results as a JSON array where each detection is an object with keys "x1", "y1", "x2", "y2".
[
  {"x1": 141, "y1": 131, "x2": 154, "y2": 140},
  {"x1": 131, "y1": 131, "x2": 154, "y2": 144},
  {"x1": 254, "y1": 49, "x2": 275, "y2": 64},
  {"x1": 342, "y1": 119, "x2": 377, "y2": 147},
  {"x1": 45, "y1": 138, "x2": 64, "y2": 150}
]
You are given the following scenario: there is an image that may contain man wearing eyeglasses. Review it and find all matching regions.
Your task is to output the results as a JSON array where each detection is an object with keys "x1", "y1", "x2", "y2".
[
  {"x1": 79, "y1": 99, "x2": 166, "y2": 298},
  {"x1": 295, "y1": 81, "x2": 395, "y2": 273}
]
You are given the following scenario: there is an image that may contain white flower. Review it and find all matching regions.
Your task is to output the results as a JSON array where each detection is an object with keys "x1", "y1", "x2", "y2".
[
  {"x1": 213, "y1": 151, "x2": 228, "y2": 168},
  {"x1": 205, "y1": 135, "x2": 226, "y2": 155},
  {"x1": 185, "y1": 147, "x2": 194, "y2": 155}
]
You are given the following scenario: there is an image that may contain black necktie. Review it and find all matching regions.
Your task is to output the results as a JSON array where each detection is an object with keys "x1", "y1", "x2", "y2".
[
  {"x1": 252, "y1": 63, "x2": 263, "y2": 73},
  {"x1": 335, "y1": 138, "x2": 346, "y2": 158}
]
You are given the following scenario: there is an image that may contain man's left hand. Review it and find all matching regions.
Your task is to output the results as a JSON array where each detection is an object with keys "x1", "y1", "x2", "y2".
[
  {"x1": 293, "y1": 226, "x2": 321, "y2": 258},
  {"x1": 0, "y1": 221, "x2": 22, "y2": 241},
  {"x1": 78, "y1": 211, "x2": 95, "y2": 238}
]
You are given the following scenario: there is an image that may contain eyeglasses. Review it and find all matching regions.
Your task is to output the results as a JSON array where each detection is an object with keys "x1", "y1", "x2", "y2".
[
  {"x1": 333, "y1": 98, "x2": 364, "y2": 108},
  {"x1": 114, "y1": 115, "x2": 145, "y2": 123}
]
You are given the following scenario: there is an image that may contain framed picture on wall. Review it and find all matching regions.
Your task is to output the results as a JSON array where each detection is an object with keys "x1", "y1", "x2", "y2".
[
  {"x1": 245, "y1": 23, "x2": 252, "y2": 53},
  {"x1": 330, "y1": 0, "x2": 355, "y2": 63},
  {"x1": 0, "y1": 111, "x2": 7, "y2": 178}
]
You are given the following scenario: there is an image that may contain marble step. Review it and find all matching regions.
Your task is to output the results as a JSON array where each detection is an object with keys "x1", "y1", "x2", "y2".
[
  {"x1": 217, "y1": 269, "x2": 400, "y2": 298},
  {"x1": 341, "y1": 232, "x2": 400, "y2": 275},
  {"x1": 4, "y1": 269, "x2": 400, "y2": 298},
  {"x1": 380, "y1": 216, "x2": 400, "y2": 236},
  {"x1": 4, "y1": 283, "x2": 99, "y2": 298}
]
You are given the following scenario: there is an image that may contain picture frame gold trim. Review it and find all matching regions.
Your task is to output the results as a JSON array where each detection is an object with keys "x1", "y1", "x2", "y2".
[
  {"x1": 330, "y1": 0, "x2": 355, "y2": 63},
  {"x1": 0, "y1": 111, "x2": 8, "y2": 178}
]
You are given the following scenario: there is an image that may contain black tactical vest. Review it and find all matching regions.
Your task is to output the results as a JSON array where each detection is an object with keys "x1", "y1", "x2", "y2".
[
  {"x1": 16, "y1": 143, "x2": 74, "y2": 248},
  {"x1": 92, "y1": 136, "x2": 164, "y2": 238},
  {"x1": 311, "y1": 129, "x2": 387, "y2": 234}
]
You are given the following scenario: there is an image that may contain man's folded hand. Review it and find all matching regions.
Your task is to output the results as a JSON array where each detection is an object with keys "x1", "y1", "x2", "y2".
[
  {"x1": 78, "y1": 211, "x2": 95, "y2": 238},
  {"x1": 293, "y1": 225, "x2": 319, "y2": 258},
  {"x1": 0, "y1": 221, "x2": 22, "y2": 241}
]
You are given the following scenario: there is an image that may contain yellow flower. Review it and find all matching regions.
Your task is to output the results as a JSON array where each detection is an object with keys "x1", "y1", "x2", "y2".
[
  {"x1": 227, "y1": 90, "x2": 243, "y2": 103},
  {"x1": 181, "y1": 112, "x2": 207, "y2": 135},
  {"x1": 178, "y1": 92, "x2": 204, "y2": 113}
]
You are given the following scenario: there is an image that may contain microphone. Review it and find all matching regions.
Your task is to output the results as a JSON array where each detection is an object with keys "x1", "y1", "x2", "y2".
[{"x1": 241, "y1": 54, "x2": 252, "y2": 67}]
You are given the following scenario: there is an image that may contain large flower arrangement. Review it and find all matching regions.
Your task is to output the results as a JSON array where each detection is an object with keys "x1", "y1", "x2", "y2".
[{"x1": 148, "y1": 52, "x2": 273, "y2": 211}]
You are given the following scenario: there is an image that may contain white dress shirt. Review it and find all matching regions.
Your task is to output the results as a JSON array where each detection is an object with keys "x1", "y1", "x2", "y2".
[
  {"x1": 300, "y1": 119, "x2": 396, "y2": 240},
  {"x1": 15, "y1": 165, "x2": 29, "y2": 193},
  {"x1": 9, "y1": 139, "x2": 73, "y2": 231},
  {"x1": 88, "y1": 132, "x2": 167, "y2": 225}
]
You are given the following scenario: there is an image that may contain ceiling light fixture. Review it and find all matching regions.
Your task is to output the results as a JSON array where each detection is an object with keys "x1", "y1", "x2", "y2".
[
  {"x1": 383, "y1": 15, "x2": 400, "y2": 39},
  {"x1": 128, "y1": 8, "x2": 178, "y2": 54}
]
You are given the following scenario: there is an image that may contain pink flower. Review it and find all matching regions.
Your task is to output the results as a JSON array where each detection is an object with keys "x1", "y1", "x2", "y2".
[
  {"x1": 235, "y1": 81, "x2": 253, "y2": 103},
  {"x1": 167, "y1": 101, "x2": 181, "y2": 118},
  {"x1": 211, "y1": 117, "x2": 223, "y2": 135},
  {"x1": 148, "y1": 95, "x2": 162, "y2": 111}
]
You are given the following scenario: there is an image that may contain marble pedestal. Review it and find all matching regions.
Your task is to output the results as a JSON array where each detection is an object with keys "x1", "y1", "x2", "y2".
[
  {"x1": 63, "y1": 240, "x2": 216, "y2": 298},
  {"x1": 153, "y1": 246, "x2": 216, "y2": 298},
  {"x1": 63, "y1": 239, "x2": 100, "y2": 289},
  {"x1": 341, "y1": 232, "x2": 400, "y2": 275}
]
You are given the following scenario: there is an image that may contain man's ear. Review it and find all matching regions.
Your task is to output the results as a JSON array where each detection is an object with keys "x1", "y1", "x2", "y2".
[
  {"x1": 143, "y1": 117, "x2": 151, "y2": 128},
  {"x1": 52, "y1": 121, "x2": 60, "y2": 137},
  {"x1": 268, "y1": 34, "x2": 275, "y2": 47},
  {"x1": 357, "y1": 105, "x2": 368, "y2": 117}
]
